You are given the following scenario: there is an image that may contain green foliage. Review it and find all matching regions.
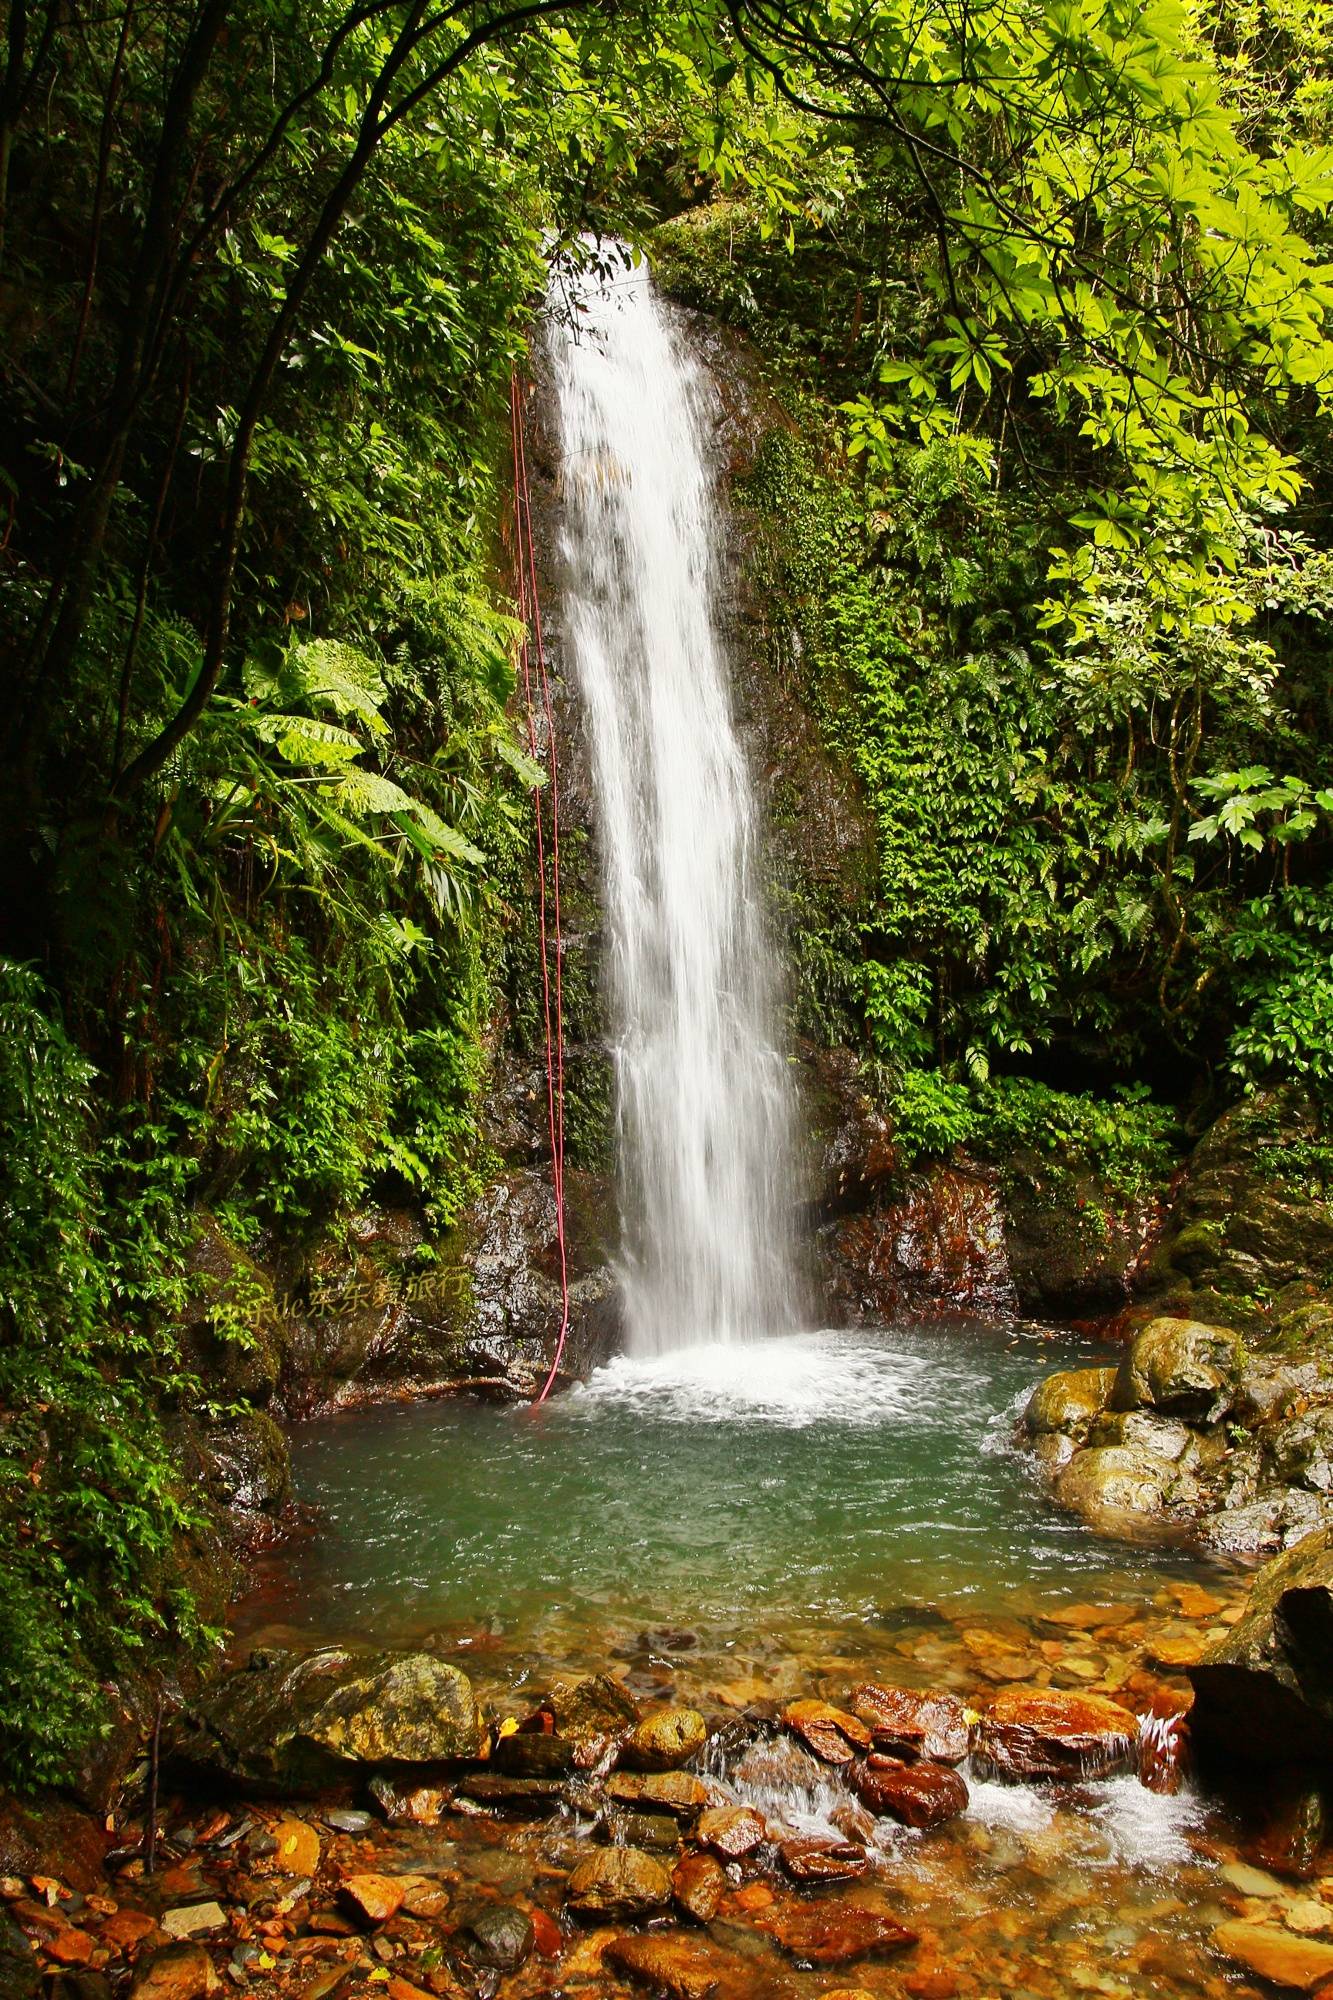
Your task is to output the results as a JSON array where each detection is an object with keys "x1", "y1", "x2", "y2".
[
  {"x1": 1229, "y1": 890, "x2": 1333, "y2": 1091},
  {"x1": 971, "y1": 1080, "x2": 1182, "y2": 1206},
  {"x1": 0, "y1": 963, "x2": 211, "y2": 1790},
  {"x1": 886, "y1": 1069, "x2": 978, "y2": 1161}
]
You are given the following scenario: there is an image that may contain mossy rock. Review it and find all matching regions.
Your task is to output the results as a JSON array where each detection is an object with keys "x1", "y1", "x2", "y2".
[
  {"x1": 1024, "y1": 1366, "x2": 1116, "y2": 1440},
  {"x1": 1110, "y1": 1316, "x2": 1243, "y2": 1422},
  {"x1": 169, "y1": 1647, "x2": 483, "y2": 1794},
  {"x1": 1053, "y1": 1445, "x2": 1175, "y2": 1523}
]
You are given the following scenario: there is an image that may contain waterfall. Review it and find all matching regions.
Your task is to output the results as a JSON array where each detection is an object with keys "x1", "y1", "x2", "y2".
[{"x1": 547, "y1": 251, "x2": 803, "y2": 1356}]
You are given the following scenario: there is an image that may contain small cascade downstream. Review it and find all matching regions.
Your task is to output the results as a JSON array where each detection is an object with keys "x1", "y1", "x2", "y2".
[{"x1": 546, "y1": 253, "x2": 802, "y2": 1355}]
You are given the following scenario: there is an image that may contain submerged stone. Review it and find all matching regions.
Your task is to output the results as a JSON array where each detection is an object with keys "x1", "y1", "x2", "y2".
[
  {"x1": 129, "y1": 1947, "x2": 220, "y2": 2000},
  {"x1": 338, "y1": 1875, "x2": 405, "y2": 1926},
  {"x1": 756, "y1": 1901, "x2": 917, "y2": 1966},
  {"x1": 544, "y1": 1673, "x2": 639, "y2": 1745},
  {"x1": 366, "y1": 1775, "x2": 452, "y2": 1826},
  {"x1": 456, "y1": 1773, "x2": 565, "y2": 1816},
  {"x1": 779, "y1": 1837, "x2": 867, "y2": 1883},
  {"x1": 1212, "y1": 1919, "x2": 1333, "y2": 1990},
  {"x1": 565, "y1": 1846, "x2": 671, "y2": 1920},
  {"x1": 604, "y1": 1931, "x2": 740, "y2": 2000},
  {"x1": 671, "y1": 1853, "x2": 727, "y2": 1924},
  {"x1": 464, "y1": 1907, "x2": 534, "y2": 1972}
]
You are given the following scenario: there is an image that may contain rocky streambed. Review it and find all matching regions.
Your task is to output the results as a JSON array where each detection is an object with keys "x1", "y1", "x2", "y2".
[{"x1": 12, "y1": 1539, "x2": 1333, "y2": 2000}]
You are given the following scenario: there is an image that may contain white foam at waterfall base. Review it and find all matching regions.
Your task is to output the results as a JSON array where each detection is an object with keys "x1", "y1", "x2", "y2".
[
  {"x1": 573, "y1": 1330, "x2": 932, "y2": 1428},
  {"x1": 547, "y1": 246, "x2": 803, "y2": 1356}
]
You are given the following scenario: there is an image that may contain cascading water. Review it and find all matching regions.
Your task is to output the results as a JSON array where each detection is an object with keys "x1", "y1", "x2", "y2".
[{"x1": 547, "y1": 251, "x2": 802, "y2": 1355}]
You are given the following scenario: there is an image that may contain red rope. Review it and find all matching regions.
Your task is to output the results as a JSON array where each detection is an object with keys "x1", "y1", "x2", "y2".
[{"x1": 510, "y1": 374, "x2": 570, "y2": 1403}]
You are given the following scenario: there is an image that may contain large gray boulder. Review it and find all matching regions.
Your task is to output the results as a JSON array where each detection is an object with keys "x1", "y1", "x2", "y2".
[
  {"x1": 1188, "y1": 1527, "x2": 1333, "y2": 1776},
  {"x1": 169, "y1": 1647, "x2": 483, "y2": 1794}
]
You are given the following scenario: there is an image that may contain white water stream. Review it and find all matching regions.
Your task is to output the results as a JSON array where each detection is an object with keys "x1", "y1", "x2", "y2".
[{"x1": 548, "y1": 252, "x2": 802, "y2": 1354}]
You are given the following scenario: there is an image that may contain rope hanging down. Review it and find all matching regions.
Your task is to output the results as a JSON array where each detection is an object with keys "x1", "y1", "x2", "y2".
[{"x1": 510, "y1": 374, "x2": 570, "y2": 1404}]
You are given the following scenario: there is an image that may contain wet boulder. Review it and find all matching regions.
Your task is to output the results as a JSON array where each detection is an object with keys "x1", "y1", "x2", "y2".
[
  {"x1": 779, "y1": 1836, "x2": 868, "y2": 1883},
  {"x1": 850, "y1": 1683, "x2": 969, "y2": 1764},
  {"x1": 564, "y1": 1846, "x2": 671, "y2": 1919},
  {"x1": 1188, "y1": 1525, "x2": 1333, "y2": 1778},
  {"x1": 605, "y1": 1771, "x2": 709, "y2": 1818},
  {"x1": 695, "y1": 1804, "x2": 767, "y2": 1858},
  {"x1": 168, "y1": 1646, "x2": 482, "y2": 1794},
  {"x1": 850, "y1": 1755, "x2": 967, "y2": 1828},
  {"x1": 1109, "y1": 1316, "x2": 1242, "y2": 1422},
  {"x1": 1199, "y1": 1488, "x2": 1333, "y2": 1557},
  {"x1": 623, "y1": 1706, "x2": 708, "y2": 1771},
  {"x1": 976, "y1": 1689, "x2": 1138, "y2": 1780},
  {"x1": 1053, "y1": 1444, "x2": 1174, "y2": 1523},
  {"x1": 1235, "y1": 1357, "x2": 1323, "y2": 1427},
  {"x1": 779, "y1": 1698, "x2": 871, "y2": 1765},
  {"x1": 1263, "y1": 1408, "x2": 1333, "y2": 1495},
  {"x1": 1024, "y1": 1367, "x2": 1117, "y2": 1442},
  {"x1": 1085, "y1": 1410, "x2": 1194, "y2": 1462}
]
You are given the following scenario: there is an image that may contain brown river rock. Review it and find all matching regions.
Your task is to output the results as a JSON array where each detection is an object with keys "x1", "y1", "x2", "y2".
[
  {"x1": 565, "y1": 1846, "x2": 672, "y2": 1919},
  {"x1": 851, "y1": 1755, "x2": 968, "y2": 1828},
  {"x1": 606, "y1": 1770, "x2": 709, "y2": 1816},
  {"x1": 756, "y1": 1899, "x2": 918, "y2": 1966},
  {"x1": 604, "y1": 1930, "x2": 742, "y2": 1999},
  {"x1": 850, "y1": 1684, "x2": 970, "y2": 1764},
  {"x1": 337, "y1": 1873, "x2": 405, "y2": 1925},
  {"x1": 1212, "y1": 1920, "x2": 1333, "y2": 1990},
  {"x1": 270, "y1": 1817, "x2": 321, "y2": 1877},
  {"x1": 779, "y1": 1837, "x2": 868, "y2": 1883},
  {"x1": 130, "y1": 1945, "x2": 221, "y2": 2000},
  {"x1": 623, "y1": 1707, "x2": 708, "y2": 1771},
  {"x1": 671, "y1": 1852, "x2": 727, "y2": 1923},
  {"x1": 779, "y1": 1699, "x2": 872, "y2": 1765},
  {"x1": 976, "y1": 1688, "x2": 1138, "y2": 1779},
  {"x1": 695, "y1": 1806, "x2": 767, "y2": 1858}
]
